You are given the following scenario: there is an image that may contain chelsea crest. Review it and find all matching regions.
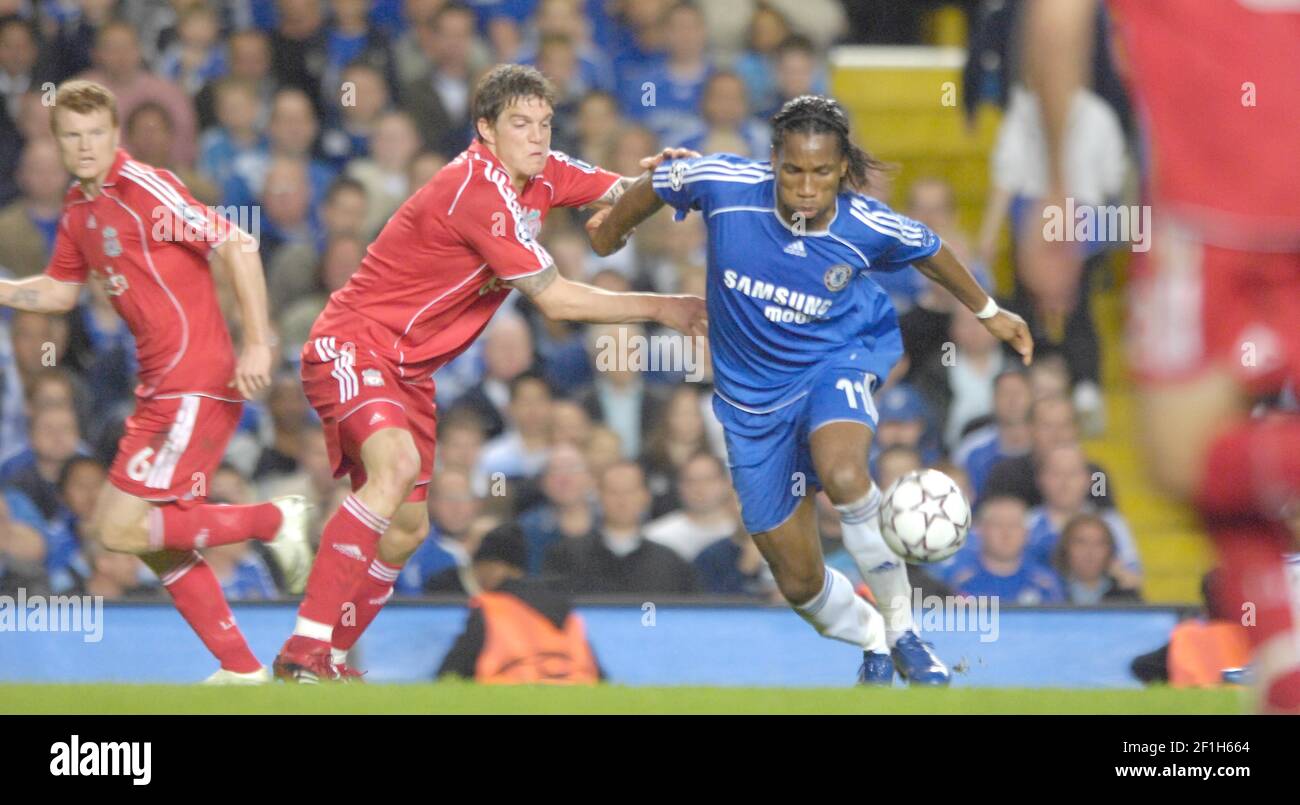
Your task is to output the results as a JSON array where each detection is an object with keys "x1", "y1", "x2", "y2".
[{"x1": 823, "y1": 264, "x2": 852, "y2": 292}]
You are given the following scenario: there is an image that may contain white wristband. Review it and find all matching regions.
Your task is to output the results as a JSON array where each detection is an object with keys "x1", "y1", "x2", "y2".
[{"x1": 974, "y1": 297, "x2": 999, "y2": 319}]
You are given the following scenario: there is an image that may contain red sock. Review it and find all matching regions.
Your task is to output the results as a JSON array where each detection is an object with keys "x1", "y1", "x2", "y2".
[
  {"x1": 332, "y1": 558, "x2": 402, "y2": 653},
  {"x1": 153, "y1": 502, "x2": 283, "y2": 550},
  {"x1": 1195, "y1": 413, "x2": 1300, "y2": 519},
  {"x1": 161, "y1": 553, "x2": 262, "y2": 674},
  {"x1": 288, "y1": 495, "x2": 390, "y2": 650}
]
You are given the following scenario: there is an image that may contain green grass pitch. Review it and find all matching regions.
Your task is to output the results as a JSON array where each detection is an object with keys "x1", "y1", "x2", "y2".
[{"x1": 0, "y1": 683, "x2": 1246, "y2": 714}]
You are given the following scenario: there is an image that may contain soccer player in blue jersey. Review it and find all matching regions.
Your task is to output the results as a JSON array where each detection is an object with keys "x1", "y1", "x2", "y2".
[{"x1": 590, "y1": 95, "x2": 1034, "y2": 684}]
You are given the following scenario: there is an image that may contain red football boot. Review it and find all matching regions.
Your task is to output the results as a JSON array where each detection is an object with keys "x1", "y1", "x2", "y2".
[{"x1": 272, "y1": 636, "x2": 336, "y2": 684}]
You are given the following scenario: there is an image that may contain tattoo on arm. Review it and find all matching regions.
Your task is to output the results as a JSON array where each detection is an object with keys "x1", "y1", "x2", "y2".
[
  {"x1": 506, "y1": 264, "x2": 559, "y2": 298},
  {"x1": 593, "y1": 176, "x2": 637, "y2": 208},
  {"x1": 0, "y1": 286, "x2": 41, "y2": 310}
]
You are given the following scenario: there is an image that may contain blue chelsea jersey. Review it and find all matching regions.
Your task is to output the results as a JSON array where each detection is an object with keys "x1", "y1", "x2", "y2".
[{"x1": 652, "y1": 153, "x2": 942, "y2": 412}]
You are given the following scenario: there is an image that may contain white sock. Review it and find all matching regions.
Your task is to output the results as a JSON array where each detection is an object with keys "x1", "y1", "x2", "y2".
[
  {"x1": 331, "y1": 648, "x2": 348, "y2": 666},
  {"x1": 293, "y1": 616, "x2": 333, "y2": 643},
  {"x1": 836, "y1": 486, "x2": 915, "y2": 647},
  {"x1": 793, "y1": 567, "x2": 887, "y2": 653}
]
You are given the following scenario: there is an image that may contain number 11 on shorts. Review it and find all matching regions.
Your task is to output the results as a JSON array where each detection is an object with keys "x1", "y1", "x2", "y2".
[{"x1": 836, "y1": 376, "x2": 870, "y2": 410}]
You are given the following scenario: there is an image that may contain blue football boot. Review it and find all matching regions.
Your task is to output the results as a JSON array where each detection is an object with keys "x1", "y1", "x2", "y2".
[
  {"x1": 857, "y1": 651, "x2": 895, "y2": 686},
  {"x1": 1221, "y1": 666, "x2": 1252, "y2": 686},
  {"x1": 891, "y1": 631, "x2": 950, "y2": 686}
]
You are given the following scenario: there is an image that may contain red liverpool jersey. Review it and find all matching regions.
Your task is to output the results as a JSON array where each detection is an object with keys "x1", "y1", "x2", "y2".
[
  {"x1": 310, "y1": 141, "x2": 620, "y2": 378},
  {"x1": 1108, "y1": 0, "x2": 1300, "y2": 248},
  {"x1": 45, "y1": 148, "x2": 238, "y2": 400}
]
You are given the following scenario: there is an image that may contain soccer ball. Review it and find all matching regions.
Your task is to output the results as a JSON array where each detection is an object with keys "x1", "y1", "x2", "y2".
[{"x1": 879, "y1": 469, "x2": 971, "y2": 563}]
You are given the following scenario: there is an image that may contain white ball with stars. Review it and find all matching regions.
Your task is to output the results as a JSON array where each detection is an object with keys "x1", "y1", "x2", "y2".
[{"x1": 879, "y1": 469, "x2": 971, "y2": 563}]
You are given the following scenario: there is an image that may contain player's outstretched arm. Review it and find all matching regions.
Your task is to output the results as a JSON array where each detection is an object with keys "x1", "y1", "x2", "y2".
[
  {"x1": 214, "y1": 230, "x2": 276, "y2": 400},
  {"x1": 915, "y1": 243, "x2": 1034, "y2": 365},
  {"x1": 587, "y1": 173, "x2": 666, "y2": 257},
  {"x1": 582, "y1": 148, "x2": 699, "y2": 214},
  {"x1": 0, "y1": 275, "x2": 81, "y2": 314},
  {"x1": 508, "y1": 264, "x2": 706, "y2": 337}
]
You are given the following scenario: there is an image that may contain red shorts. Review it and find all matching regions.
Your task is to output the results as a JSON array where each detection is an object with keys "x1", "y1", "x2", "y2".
[
  {"x1": 1128, "y1": 222, "x2": 1300, "y2": 396},
  {"x1": 109, "y1": 394, "x2": 242, "y2": 502},
  {"x1": 301, "y1": 336, "x2": 436, "y2": 501}
]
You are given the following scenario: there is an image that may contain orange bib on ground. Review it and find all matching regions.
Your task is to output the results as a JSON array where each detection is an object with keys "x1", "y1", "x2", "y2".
[
  {"x1": 474, "y1": 592, "x2": 599, "y2": 685},
  {"x1": 1167, "y1": 619, "x2": 1251, "y2": 688}
]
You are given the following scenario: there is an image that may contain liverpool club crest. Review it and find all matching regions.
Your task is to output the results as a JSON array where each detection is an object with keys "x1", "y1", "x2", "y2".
[{"x1": 102, "y1": 226, "x2": 122, "y2": 258}]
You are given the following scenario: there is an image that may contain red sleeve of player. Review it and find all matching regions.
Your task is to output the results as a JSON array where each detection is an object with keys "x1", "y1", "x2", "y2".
[
  {"x1": 545, "y1": 150, "x2": 623, "y2": 209},
  {"x1": 452, "y1": 181, "x2": 555, "y2": 281},
  {"x1": 45, "y1": 215, "x2": 89, "y2": 284},
  {"x1": 143, "y1": 169, "x2": 233, "y2": 259}
]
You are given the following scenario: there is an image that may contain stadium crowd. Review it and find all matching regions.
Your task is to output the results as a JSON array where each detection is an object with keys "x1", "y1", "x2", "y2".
[{"x1": 0, "y1": 0, "x2": 1142, "y2": 607}]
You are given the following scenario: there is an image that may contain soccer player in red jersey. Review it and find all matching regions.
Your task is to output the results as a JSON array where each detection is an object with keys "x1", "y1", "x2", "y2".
[
  {"x1": 0, "y1": 81, "x2": 312, "y2": 684},
  {"x1": 273, "y1": 65, "x2": 707, "y2": 681},
  {"x1": 1026, "y1": 0, "x2": 1300, "y2": 710}
]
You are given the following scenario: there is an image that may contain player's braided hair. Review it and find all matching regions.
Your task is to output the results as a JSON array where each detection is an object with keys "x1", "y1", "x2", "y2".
[{"x1": 770, "y1": 95, "x2": 887, "y2": 193}]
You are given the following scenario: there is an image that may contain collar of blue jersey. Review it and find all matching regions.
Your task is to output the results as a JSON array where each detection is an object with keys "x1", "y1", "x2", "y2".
[{"x1": 769, "y1": 181, "x2": 841, "y2": 237}]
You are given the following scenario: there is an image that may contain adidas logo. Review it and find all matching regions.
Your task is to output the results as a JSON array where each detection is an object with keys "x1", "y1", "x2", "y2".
[
  {"x1": 333, "y1": 543, "x2": 365, "y2": 561},
  {"x1": 369, "y1": 412, "x2": 386, "y2": 426},
  {"x1": 783, "y1": 239, "x2": 806, "y2": 257}
]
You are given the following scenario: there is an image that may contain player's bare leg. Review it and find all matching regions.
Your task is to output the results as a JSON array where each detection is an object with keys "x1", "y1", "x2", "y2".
[
  {"x1": 1137, "y1": 371, "x2": 1245, "y2": 503},
  {"x1": 275, "y1": 425, "x2": 421, "y2": 682},
  {"x1": 90, "y1": 484, "x2": 156, "y2": 554},
  {"x1": 329, "y1": 498, "x2": 431, "y2": 678},
  {"x1": 91, "y1": 482, "x2": 313, "y2": 590},
  {"x1": 809, "y1": 422, "x2": 907, "y2": 631},
  {"x1": 88, "y1": 484, "x2": 311, "y2": 682},
  {"x1": 810, "y1": 420, "x2": 949, "y2": 685},
  {"x1": 750, "y1": 495, "x2": 893, "y2": 684},
  {"x1": 88, "y1": 490, "x2": 265, "y2": 681},
  {"x1": 1139, "y1": 369, "x2": 1300, "y2": 710}
]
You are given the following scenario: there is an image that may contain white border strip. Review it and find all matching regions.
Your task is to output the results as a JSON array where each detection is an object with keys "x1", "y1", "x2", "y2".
[{"x1": 829, "y1": 45, "x2": 966, "y2": 71}]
